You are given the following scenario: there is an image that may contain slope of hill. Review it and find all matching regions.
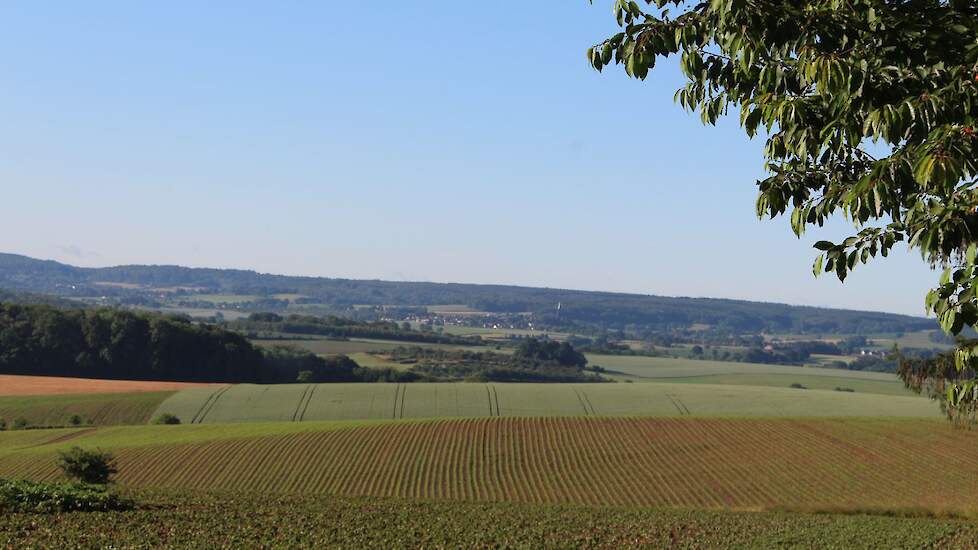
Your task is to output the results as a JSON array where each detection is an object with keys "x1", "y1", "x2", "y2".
[{"x1": 0, "y1": 252, "x2": 934, "y2": 334}]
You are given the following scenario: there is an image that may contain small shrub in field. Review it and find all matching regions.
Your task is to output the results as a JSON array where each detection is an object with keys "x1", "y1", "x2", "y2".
[
  {"x1": 57, "y1": 447, "x2": 117, "y2": 485},
  {"x1": 0, "y1": 418, "x2": 6, "y2": 431},
  {"x1": 789, "y1": 383, "x2": 806, "y2": 389},
  {"x1": 0, "y1": 479, "x2": 131, "y2": 513},
  {"x1": 296, "y1": 370, "x2": 313, "y2": 383},
  {"x1": 835, "y1": 387, "x2": 856, "y2": 392},
  {"x1": 11, "y1": 418, "x2": 28, "y2": 430},
  {"x1": 152, "y1": 413, "x2": 181, "y2": 425},
  {"x1": 69, "y1": 414, "x2": 84, "y2": 426}
]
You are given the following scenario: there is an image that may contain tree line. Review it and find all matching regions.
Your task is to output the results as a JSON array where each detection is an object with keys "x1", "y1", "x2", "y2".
[{"x1": 0, "y1": 303, "x2": 416, "y2": 383}]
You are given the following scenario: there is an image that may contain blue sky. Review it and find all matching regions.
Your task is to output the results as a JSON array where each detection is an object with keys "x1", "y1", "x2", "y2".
[{"x1": 0, "y1": 1, "x2": 938, "y2": 316}]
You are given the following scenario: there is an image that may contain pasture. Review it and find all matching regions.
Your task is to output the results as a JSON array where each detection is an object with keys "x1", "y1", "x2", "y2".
[
  {"x1": 0, "y1": 417, "x2": 976, "y2": 513},
  {"x1": 150, "y1": 381, "x2": 938, "y2": 424}
]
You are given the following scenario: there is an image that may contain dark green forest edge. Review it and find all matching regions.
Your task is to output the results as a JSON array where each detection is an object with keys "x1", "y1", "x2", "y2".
[{"x1": 0, "y1": 304, "x2": 602, "y2": 384}]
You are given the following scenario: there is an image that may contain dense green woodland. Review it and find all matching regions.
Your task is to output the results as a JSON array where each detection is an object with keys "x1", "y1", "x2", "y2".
[
  {"x1": 0, "y1": 253, "x2": 934, "y2": 335},
  {"x1": 0, "y1": 304, "x2": 422, "y2": 383},
  {"x1": 0, "y1": 304, "x2": 265, "y2": 382}
]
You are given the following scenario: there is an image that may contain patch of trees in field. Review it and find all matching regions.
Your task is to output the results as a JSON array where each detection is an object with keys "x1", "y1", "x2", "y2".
[
  {"x1": 229, "y1": 313, "x2": 482, "y2": 346},
  {"x1": 385, "y1": 339, "x2": 604, "y2": 383}
]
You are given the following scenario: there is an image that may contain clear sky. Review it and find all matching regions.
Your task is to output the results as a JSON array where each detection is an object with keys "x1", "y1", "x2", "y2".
[{"x1": 0, "y1": 1, "x2": 939, "y2": 316}]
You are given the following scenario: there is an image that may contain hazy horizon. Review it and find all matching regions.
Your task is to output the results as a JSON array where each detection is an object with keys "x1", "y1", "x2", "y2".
[{"x1": 0, "y1": 2, "x2": 938, "y2": 316}]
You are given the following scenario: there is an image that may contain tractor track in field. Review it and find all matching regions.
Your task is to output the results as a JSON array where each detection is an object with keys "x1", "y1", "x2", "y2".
[{"x1": 192, "y1": 385, "x2": 231, "y2": 424}]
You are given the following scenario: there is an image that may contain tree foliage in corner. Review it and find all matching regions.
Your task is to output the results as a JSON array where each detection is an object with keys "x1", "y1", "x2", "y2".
[{"x1": 588, "y1": 0, "x2": 978, "y2": 416}]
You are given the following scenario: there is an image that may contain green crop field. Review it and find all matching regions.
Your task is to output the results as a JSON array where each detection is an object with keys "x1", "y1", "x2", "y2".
[
  {"x1": 1, "y1": 417, "x2": 976, "y2": 514},
  {"x1": 150, "y1": 382, "x2": 938, "y2": 424},
  {"x1": 4, "y1": 492, "x2": 978, "y2": 548},
  {"x1": 589, "y1": 353, "x2": 913, "y2": 394},
  {"x1": 0, "y1": 391, "x2": 174, "y2": 427}
]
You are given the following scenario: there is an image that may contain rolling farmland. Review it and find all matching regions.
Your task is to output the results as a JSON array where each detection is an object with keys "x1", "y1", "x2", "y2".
[
  {"x1": 151, "y1": 382, "x2": 939, "y2": 424},
  {"x1": 1, "y1": 417, "x2": 976, "y2": 513}
]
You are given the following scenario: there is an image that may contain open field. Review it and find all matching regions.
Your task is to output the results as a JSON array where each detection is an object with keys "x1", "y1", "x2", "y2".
[
  {"x1": 0, "y1": 417, "x2": 976, "y2": 513},
  {"x1": 439, "y1": 324, "x2": 570, "y2": 341},
  {"x1": 4, "y1": 492, "x2": 978, "y2": 549},
  {"x1": 0, "y1": 391, "x2": 175, "y2": 426},
  {"x1": 0, "y1": 375, "x2": 213, "y2": 396},
  {"x1": 150, "y1": 382, "x2": 938, "y2": 424},
  {"x1": 187, "y1": 294, "x2": 258, "y2": 304},
  {"x1": 590, "y1": 354, "x2": 913, "y2": 394},
  {"x1": 253, "y1": 337, "x2": 491, "y2": 356}
]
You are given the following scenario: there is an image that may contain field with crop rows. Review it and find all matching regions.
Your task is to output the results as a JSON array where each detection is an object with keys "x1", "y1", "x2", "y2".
[
  {"x1": 4, "y1": 491, "x2": 978, "y2": 549},
  {"x1": 1, "y1": 417, "x2": 976, "y2": 513},
  {"x1": 151, "y1": 381, "x2": 938, "y2": 424},
  {"x1": 0, "y1": 391, "x2": 175, "y2": 426},
  {"x1": 154, "y1": 383, "x2": 940, "y2": 424}
]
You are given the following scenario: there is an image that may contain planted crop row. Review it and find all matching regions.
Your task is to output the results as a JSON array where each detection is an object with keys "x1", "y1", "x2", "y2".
[{"x1": 2, "y1": 417, "x2": 977, "y2": 512}]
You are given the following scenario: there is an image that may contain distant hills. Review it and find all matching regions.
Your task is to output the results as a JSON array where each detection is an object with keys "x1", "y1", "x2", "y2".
[{"x1": 0, "y1": 252, "x2": 935, "y2": 335}]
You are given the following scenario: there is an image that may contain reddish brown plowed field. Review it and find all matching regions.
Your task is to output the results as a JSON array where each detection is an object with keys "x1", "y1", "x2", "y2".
[{"x1": 0, "y1": 375, "x2": 216, "y2": 396}]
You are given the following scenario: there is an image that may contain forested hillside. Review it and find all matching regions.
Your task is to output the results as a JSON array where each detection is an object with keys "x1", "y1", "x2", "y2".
[{"x1": 0, "y1": 253, "x2": 934, "y2": 334}]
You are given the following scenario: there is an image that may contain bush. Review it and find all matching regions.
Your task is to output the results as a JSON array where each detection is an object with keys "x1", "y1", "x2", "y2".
[
  {"x1": 11, "y1": 418, "x2": 27, "y2": 430},
  {"x1": 152, "y1": 413, "x2": 181, "y2": 425},
  {"x1": 835, "y1": 387, "x2": 856, "y2": 392},
  {"x1": 789, "y1": 383, "x2": 807, "y2": 389},
  {"x1": 0, "y1": 418, "x2": 6, "y2": 431},
  {"x1": 57, "y1": 447, "x2": 117, "y2": 485},
  {"x1": 69, "y1": 414, "x2": 84, "y2": 426},
  {"x1": 0, "y1": 479, "x2": 131, "y2": 513}
]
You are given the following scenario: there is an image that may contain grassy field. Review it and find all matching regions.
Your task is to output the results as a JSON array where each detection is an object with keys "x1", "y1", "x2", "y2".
[
  {"x1": 1, "y1": 417, "x2": 976, "y2": 513},
  {"x1": 4, "y1": 491, "x2": 978, "y2": 548},
  {"x1": 589, "y1": 353, "x2": 913, "y2": 394},
  {"x1": 150, "y1": 382, "x2": 938, "y2": 424},
  {"x1": 0, "y1": 391, "x2": 175, "y2": 426}
]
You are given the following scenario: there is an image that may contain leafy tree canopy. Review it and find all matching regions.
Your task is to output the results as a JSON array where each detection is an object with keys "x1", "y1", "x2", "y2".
[{"x1": 588, "y1": 0, "x2": 978, "y2": 415}]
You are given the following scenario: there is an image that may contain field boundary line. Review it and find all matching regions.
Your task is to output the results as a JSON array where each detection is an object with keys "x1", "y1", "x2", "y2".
[
  {"x1": 486, "y1": 385, "x2": 494, "y2": 417},
  {"x1": 491, "y1": 385, "x2": 500, "y2": 417},
  {"x1": 192, "y1": 385, "x2": 231, "y2": 424}
]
